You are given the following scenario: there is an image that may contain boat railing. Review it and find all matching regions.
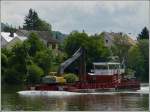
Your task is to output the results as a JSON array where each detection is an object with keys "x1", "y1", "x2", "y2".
[
  {"x1": 91, "y1": 69, "x2": 125, "y2": 75},
  {"x1": 93, "y1": 69, "x2": 124, "y2": 75}
]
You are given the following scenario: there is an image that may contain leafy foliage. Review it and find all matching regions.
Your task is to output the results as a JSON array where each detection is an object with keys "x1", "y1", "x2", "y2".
[
  {"x1": 127, "y1": 45, "x2": 145, "y2": 80},
  {"x1": 34, "y1": 49, "x2": 53, "y2": 75},
  {"x1": 23, "y1": 32, "x2": 46, "y2": 57},
  {"x1": 2, "y1": 43, "x2": 27, "y2": 84},
  {"x1": 1, "y1": 53, "x2": 8, "y2": 67},
  {"x1": 1, "y1": 48, "x2": 12, "y2": 57},
  {"x1": 4, "y1": 68, "x2": 23, "y2": 84},
  {"x1": 2, "y1": 23, "x2": 17, "y2": 32},
  {"x1": 1, "y1": 32, "x2": 55, "y2": 84},
  {"x1": 125, "y1": 68, "x2": 135, "y2": 77},
  {"x1": 9, "y1": 42, "x2": 28, "y2": 82},
  {"x1": 137, "y1": 27, "x2": 149, "y2": 40},
  {"x1": 64, "y1": 31, "x2": 110, "y2": 72},
  {"x1": 1, "y1": 53, "x2": 8, "y2": 81},
  {"x1": 26, "y1": 63, "x2": 44, "y2": 84},
  {"x1": 111, "y1": 34, "x2": 132, "y2": 65},
  {"x1": 64, "y1": 73, "x2": 78, "y2": 83},
  {"x1": 137, "y1": 39, "x2": 149, "y2": 81},
  {"x1": 127, "y1": 38, "x2": 149, "y2": 82},
  {"x1": 23, "y1": 8, "x2": 52, "y2": 32},
  {"x1": 37, "y1": 20, "x2": 51, "y2": 31}
]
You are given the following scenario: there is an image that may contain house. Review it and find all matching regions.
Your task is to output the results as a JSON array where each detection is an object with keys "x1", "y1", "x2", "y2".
[
  {"x1": 1, "y1": 32, "x2": 27, "y2": 49},
  {"x1": 16, "y1": 30, "x2": 60, "y2": 51},
  {"x1": 102, "y1": 32, "x2": 136, "y2": 47}
]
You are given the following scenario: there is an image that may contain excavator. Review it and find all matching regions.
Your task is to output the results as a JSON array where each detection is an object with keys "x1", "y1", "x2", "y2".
[{"x1": 42, "y1": 47, "x2": 86, "y2": 84}]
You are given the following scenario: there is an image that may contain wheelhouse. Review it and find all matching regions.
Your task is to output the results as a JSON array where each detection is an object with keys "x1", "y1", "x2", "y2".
[{"x1": 90, "y1": 62, "x2": 125, "y2": 75}]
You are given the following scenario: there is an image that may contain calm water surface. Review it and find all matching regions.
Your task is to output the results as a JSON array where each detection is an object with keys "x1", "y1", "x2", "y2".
[{"x1": 2, "y1": 84, "x2": 149, "y2": 111}]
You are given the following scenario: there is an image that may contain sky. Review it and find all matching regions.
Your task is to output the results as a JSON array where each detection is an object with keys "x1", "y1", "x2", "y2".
[{"x1": 1, "y1": 1, "x2": 149, "y2": 39}]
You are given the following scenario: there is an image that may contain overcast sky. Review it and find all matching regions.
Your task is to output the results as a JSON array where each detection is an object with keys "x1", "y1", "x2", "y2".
[{"x1": 1, "y1": 1, "x2": 149, "y2": 39}]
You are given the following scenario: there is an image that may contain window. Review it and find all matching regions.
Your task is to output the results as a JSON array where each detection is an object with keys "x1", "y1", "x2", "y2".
[
  {"x1": 109, "y1": 65, "x2": 115, "y2": 69},
  {"x1": 52, "y1": 44, "x2": 56, "y2": 49},
  {"x1": 106, "y1": 39, "x2": 108, "y2": 43},
  {"x1": 95, "y1": 65, "x2": 107, "y2": 69}
]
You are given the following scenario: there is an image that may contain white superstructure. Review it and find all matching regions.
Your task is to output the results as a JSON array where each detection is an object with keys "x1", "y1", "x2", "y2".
[{"x1": 89, "y1": 62, "x2": 125, "y2": 75}]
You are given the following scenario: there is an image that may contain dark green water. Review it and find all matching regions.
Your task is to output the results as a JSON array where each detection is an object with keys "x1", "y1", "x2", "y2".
[{"x1": 1, "y1": 84, "x2": 149, "y2": 111}]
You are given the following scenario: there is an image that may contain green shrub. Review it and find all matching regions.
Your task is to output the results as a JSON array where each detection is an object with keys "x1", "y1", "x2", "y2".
[
  {"x1": 26, "y1": 63, "x2": 44, "y2": 84},
  {"x1": 124, "y1": 68, "x2": 136, "y2": 78},
  {"x1": 64, "y1": 73, "x2": 78, "y2": 83}
]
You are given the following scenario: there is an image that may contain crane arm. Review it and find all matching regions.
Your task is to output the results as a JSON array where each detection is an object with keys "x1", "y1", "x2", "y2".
[{"x1": 58, "y1": 47, "x2": 82, "y2": 74}]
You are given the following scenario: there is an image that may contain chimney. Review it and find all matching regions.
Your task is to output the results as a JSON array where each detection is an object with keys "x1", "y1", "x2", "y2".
[{"x1": 10, "y1": 31, "x2": 14, "y2": 37}]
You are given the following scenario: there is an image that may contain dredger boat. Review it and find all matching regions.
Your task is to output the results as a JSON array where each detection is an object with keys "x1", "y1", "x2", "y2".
[{"x1": 28, "y1": 47, "x2": 140, "y2": 92}]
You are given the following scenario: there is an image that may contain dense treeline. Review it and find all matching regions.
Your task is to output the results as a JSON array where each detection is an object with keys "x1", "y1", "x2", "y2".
[
  {"x1": 2, "y1": 33, "x2": 56, "y2": 84},
  {"x1": 1, "y1": 8, "x2": 149, "y2": 84},
  {"x1": 1, "y1": 23, "x2": 17, "y2": 32},
  {"x1": 1, "y1": 28, "x2": 149, "y2": 84},
  {"x1": 127, "y1": 27, "x2": 149, "y2": 82}
]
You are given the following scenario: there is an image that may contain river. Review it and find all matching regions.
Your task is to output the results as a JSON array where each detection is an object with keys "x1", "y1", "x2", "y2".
[{"x1": 1, "y1": 84, "x2": 149, "y2": 111}]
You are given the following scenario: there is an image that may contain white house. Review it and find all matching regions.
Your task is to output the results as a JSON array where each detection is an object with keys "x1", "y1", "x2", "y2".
[{"x1": 1, "y1": 32, "x2": 27, "y2": 48}]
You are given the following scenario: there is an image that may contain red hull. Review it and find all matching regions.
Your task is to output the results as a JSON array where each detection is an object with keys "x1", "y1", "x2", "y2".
[
  {"x1": 28, "y1": 80, "x2": 140, "y2": 91},
  {"x1": 27, "y1": 75, "x2": 140, "y2": 92}
]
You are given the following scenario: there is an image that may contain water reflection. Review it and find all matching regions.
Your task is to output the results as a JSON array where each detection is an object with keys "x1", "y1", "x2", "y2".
[{"x1": 2, "y1": 85, "x2": 149, "y2": 111}]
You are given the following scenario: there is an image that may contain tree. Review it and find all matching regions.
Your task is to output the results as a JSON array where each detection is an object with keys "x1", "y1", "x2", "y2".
[
  {"x1": 1, "y1": 32, "x2": 56, "y2": 84},
  {"x1": 23, "y1": 8, "x2": 52, "y2": 32},
  {"x1": 1, "y1": 48, "x2": 13, "y2": 83},
  {"x1": 23, "y1": 9, "x2": 39, "y2": 30},
  {"x1": 2, "y1": 43, "x2": 27, "y2": 84},
  {"x1": 34, "y1": 48, "x2": 53, "y2": 75},
  {"x1": 23, "y1": 32, "x2": 46, "y2": 57},
  {"x1": 111, "y1": 34, "x2": 132, "y2": 65},
  {"x1": 137, "y1": 39, "x2": 149, "y2": 62},
  {"x1": 137, "y1": 27, "x2": 149, "y2": 40},
  {"x1": 1, "y1": 53, "x2": 8, "y2": 83},
  {"x1": 3, "y1": 38, "x2": 44, "y2": 84},
  {"x1": 64, "y1": 31, "x2": 110, "y2": 72},
  {"x1": 64, "y1": 31, "x2": 88, "y2": 56},
  {"x1": 137, "y1": 39, "x2": 149, "y2": 82},
  {"x1": 127, "y1": 45, "x2": 145, "y2": 81},
  {"x1": 23, "y1": 32, "x2": 52, "y2": 75},
  {"x1": 26, "y1": 63, "x2": 44, "y2": 84},
  {"x1": 1, "y1": 48, "x2": 12, "y2": 57},
  {"x1": 9, "y1": 42, "x2": 28, "y2": 82},
  {"x1": 37, "y1": 20, "x2": 52, "y2": 31},
  {"x1": 3, "y1": 23, "x2": 17, "y2": 32},
  {"x1": 4, "y1": 68, "x2": 23, "y2": 84},
  {"x1": 1, "y1": 53, "x2": 8, "y2": 67}
]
